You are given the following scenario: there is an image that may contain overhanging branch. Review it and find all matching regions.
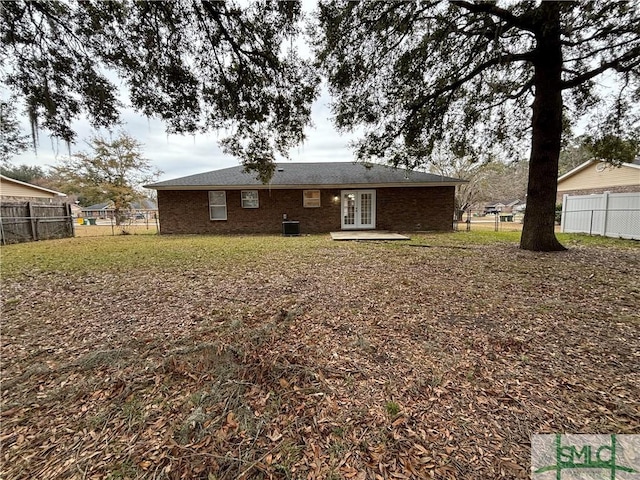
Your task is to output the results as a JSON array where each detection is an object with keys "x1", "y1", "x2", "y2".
[
  {"x1": 561, "y1": 46, "x2": 640, "y2": 90},
  {"x1": 451, "y1": 1, "x2": 536, "y2": 33},
  {"x1": 409, "y1": 51, "x2": 533, "y2": 112}
]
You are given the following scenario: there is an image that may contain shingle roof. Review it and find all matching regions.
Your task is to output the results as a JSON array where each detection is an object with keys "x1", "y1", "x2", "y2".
[
  {"x1": 83, "y1": 202, "x2": 113, "y2": 211},
  {"x1": 83, "y1": 200, "x2": 158, "y2": 210},
  {"x1": 131, "y1": 199, "x2": 157, "y2": 210},
  {"x1": 146, "y1": 162, "x2": 465, "y2": 189},
  {"x1": 486, "y1": 199, "x2": 523, "y2": 207}
]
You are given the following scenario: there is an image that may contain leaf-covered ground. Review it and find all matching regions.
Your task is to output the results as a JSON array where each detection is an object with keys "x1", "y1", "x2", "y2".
[{"x1": 1, "y1": 234, "x2": 639, "y2": 479}]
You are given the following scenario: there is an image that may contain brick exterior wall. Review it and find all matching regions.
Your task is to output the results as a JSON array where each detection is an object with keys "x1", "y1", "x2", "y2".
[
  {"x1": 157, "y1": 186, "x2": 455, "y2": 234},
  {"x1": 376, "y1": 187, "x2": 454, "y2": 231},
  {"x1": 556, "y1": 185, "x2": 640, "y2": 203}
]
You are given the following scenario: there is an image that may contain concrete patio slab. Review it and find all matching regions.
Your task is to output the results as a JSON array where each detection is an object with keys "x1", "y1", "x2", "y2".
[{"x1": 330, "y1": 231, "x2": 410, "y2": 241}]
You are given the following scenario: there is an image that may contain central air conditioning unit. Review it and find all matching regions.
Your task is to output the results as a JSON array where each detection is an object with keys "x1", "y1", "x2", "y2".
[{"x1": 282, "y1": 221, "x2": 300, "y2": 236}]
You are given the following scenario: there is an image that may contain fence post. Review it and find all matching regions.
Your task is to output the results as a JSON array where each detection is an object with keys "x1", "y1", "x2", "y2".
[
  {"x1": 28, "y1": 201, "x2": 38, "y2": 241},
  {"x1": 66, "y1": 203, "x2": 74, "y2": 237},
  {"x1": 560, "y1": 194, "x2": 568, "y2": 232},
  {"x1": 0, "y1": 213, "x2": 5, "y2": 245},
  {"x1": 601, "y1": 191, "x2": 610, "y2": 237}
]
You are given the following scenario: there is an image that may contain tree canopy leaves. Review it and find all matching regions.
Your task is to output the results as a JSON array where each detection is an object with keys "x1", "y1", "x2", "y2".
[
  {"x1": 583, "y1": 133, "x2": 640, "y2": 165},
  {"x1": 1, "y1": 1, "x2": 319, "y2": 181},
  {"x1": 312, "y1": 1, "x2": 639, "y2": 166},
  {"x1": 559, "y1": 133, "x2": 640, "y2": 176},
  {"x1": 0, "y1": 98, "x2": 31, "y2": 163},
  {"x1": 0, "y1": 162, "x2": 46, "y2": 183}
]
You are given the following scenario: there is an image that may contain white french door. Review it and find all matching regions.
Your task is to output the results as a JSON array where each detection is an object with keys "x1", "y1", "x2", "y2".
[{"x1": 341, "y1": 190, "x2": 376, "y2": 229}]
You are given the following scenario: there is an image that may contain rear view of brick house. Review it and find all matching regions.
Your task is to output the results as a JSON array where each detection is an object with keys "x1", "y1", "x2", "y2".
[{"x1": 145, "y1": 162, "x2": 466, "y2": 235}]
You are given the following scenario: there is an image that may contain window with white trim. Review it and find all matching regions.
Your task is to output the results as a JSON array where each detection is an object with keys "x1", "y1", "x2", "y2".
[
  {"x1": 208, "y1": 191, "x2": 227, "y2": 220},
  {"x1": 303, "y1": 190, "x2": 321, "y2": 208},
  {"x1": 241, "y1": 190, "x2": 259, "y2": 208}
]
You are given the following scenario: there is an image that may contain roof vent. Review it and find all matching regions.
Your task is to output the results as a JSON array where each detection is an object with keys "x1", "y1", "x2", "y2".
[{"x1": 277, "y1": 167, "x2": 284, "y2": 172}]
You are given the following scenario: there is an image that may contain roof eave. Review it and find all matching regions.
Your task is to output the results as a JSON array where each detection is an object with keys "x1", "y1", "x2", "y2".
[
  {"x1": 557, "y1": 159, "x2": 596, "y2": 183},
  {"x1": 558, "y1": 159, "x2": 640, "y2": 183},
  {"x1": 0, "y1": 174, "x2": 67, "y2": 196},
  {"x1": 146, "y1": 181, "x2": 467, "y2": 190}
]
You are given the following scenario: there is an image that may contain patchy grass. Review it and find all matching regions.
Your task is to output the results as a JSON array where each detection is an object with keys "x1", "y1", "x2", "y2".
[
  {"x1": 557, "y1": 232, "x2": 640, "y2": 248},
  {"x1": 2, "y1": 231, "x2": 635, "y2": 277},
  {"x1": 1, "y1": 232, "x2": 639, "y2": 479},
  {"x1": 74, "y1": 224, "x2": 159, "y2": 238},
  {"x1": 0, "y1": 234, "x2": 333, "y2": 276}
]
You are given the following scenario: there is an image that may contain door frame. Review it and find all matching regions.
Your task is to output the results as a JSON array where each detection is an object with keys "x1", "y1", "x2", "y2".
[{"x1": 341, "y1": 189, "x2": 376, "y2": 230}]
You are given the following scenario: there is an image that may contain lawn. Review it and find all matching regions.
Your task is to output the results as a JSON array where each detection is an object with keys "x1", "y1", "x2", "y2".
[
  {"x1": 73, "y1": 223, "x2": 159, "y2": 238},
  {"x1": 1, "y1": 232, "x2": 638, "y2": 479}
]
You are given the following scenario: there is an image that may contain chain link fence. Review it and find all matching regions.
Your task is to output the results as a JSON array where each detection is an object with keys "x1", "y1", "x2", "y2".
[
  {"x1": 74, "y1": 215, "x2": 159, "y2": 237},
  {"x1": 454, "y1": 212, "x2": 525, "y2": 232}
]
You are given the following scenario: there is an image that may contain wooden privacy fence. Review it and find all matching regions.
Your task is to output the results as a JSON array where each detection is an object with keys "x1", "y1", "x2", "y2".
[{"x1": 0, "y1": 202, "x2": 74, "y2": 244}]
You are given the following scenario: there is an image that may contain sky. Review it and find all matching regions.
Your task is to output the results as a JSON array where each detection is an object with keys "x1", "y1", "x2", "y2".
[
  {"x1": 9, "y1": 0, "x2": 359, "y2": 184},
  {"x1": 11, "y1": 85, "x2": 358, "y2": 184}
]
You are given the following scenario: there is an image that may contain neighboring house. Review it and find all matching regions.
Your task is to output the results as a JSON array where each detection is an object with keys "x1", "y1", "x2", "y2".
[
  {"x1": 484, "y1": 199, "x2": 524, "y2": 214},
  {"x1": 82, "y1": 201, "x2": 114, "y2": 219},
  {"x1": 82, "y1": 199, "x2": 158, "y2": 219},
  {"x1": 0, "y1": 174, "x2": 67, "y2": 203},
  {"x1": 69, "y1": 203, "x2": 82, "y2": 218},
  {"x1": 556, "y1": 159, "x2": 640, "y2": 203},
  {"x1": 145, "y1": 162, "x2": 466, "y2": 235},
  {"x1": 131, "y1": 199, "x2": 158, "y2": 220},
  {"x1": 0, "y1": 175, "x2": 72, "y2": 244}
]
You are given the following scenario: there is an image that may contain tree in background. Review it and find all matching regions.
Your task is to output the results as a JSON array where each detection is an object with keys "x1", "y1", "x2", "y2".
[
  {"x1": 429, "y1": 155, "x2": 483, "y2": 219},
  {"x1": 0, "y1": 163, "x2": 47, "y2": 184},
  {"x1": 430, "y1": 155, "x2": 528, "y2": 218},
  {"x1": 1, "y1": 1, "x2": 318, "y2": 182},
  {"x1": 558, "y1": 135, "x2": 594, "y2": 177},
  {"x1": 314, "y1": 1, "x2": 640, "y2": 251},
  {"x1": 51, "y1": 132, "x2": 160, "y2": 225},
  {"x1": 429, "y1": 154, "x2": 488, "y2": 219},
  {"x1": 478, "y1": 161, "x2": 529, "y2": 206},
  {"x1": 0, "y1": 98, "x2": 31, "y2": 163},
  {"x1": 0, "y1": 160, "x2": 65, "y2": 195}
]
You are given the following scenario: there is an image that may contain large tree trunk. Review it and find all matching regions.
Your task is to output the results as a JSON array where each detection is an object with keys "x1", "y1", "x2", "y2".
[{"x1": 520, "y1": 4, "x2": 566, "y2": 252}]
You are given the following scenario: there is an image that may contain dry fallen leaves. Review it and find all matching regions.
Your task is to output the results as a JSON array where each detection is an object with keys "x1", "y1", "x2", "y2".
[{"x1": 1, "y1": 237, "x2": 638, "y2": 479}]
